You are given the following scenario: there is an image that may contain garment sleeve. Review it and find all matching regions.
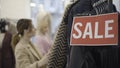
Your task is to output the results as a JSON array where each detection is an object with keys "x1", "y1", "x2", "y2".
[
  {"x1": 15, "y1": 46, "x2": 51, "y2": 68},
  {"x1": 15, "y1": 48, "x2": 40, "y2": 68},
  {"x1": 47, "y1": 4, "x2": 75, "y2": 68}
]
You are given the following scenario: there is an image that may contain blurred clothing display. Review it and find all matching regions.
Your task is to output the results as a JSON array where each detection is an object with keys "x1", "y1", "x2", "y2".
[
  {"x1": 0, "y1": 33, "x2": 4, "y2": 68},
  {"x1": 0, "y1": 34, "x2": 4, "y2": 48},
  {"x1": 0, "y1": 19, "x2": 15, "y2": 68},
  {"x1": 0, "y1": 48, "x2": 2, "y2": 68},
  {"x1": 7, "y1": 19, "x2": 17, "y2": 35},
  {"x1": 7, "y1": 19, "x2": 17, "y2": 52},
  {"x1": 1, "y1": 32, "x2": 15, "y2": 68}
]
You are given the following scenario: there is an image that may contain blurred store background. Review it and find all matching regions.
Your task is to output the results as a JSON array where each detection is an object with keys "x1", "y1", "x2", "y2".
[{"x1": 0, "y1": 0, "x2": 120, "y2": 39}]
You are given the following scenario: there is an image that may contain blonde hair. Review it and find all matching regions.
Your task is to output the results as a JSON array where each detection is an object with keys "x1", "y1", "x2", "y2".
[{"x1": 36, "y1": 12, "x2": 51, "y2": 35}]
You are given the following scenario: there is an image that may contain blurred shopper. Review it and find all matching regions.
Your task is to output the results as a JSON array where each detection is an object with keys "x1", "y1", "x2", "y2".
[
  {"x1": 12, "y1": 19, "x2": 48, "y2": 68},
  {"x1": 33, "y1": 8, "x2": 51, "y2": 57},
  {"x1": 0, "y1": 19, "x2": 15, "y2": 68}
]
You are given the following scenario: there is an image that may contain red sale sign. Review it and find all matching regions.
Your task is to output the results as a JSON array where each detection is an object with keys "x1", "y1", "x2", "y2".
[{"x1": 70, "y1": 13, "x2": 118, "y2": 46}]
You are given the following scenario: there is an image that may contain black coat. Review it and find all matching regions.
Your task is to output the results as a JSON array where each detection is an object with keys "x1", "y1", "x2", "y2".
[
  {"x1": 47, "y1": 0, "x2": 120, "y2": 68},
  {"x1": 66, "y1": 0, "x2": 119, "y2": 68}
]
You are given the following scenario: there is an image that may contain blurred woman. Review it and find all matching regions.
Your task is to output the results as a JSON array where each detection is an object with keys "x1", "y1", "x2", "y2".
[
  {"x1": 12, "y1": 19, "x2": 48, "y2": 68},
  {"x1": 33, "y1": 10, "x2": 51, "y2": 57}
]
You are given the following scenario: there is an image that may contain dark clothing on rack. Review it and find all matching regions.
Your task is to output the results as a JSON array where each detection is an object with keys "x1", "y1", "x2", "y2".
[
  {"x1": 67, "y1": 0, "x2": 119, "y2": 68},
  {"x1": 0, "y1": 32, "x2": 15, "y2": 68},
  {"x1": 0, "y1": 48, "x2": 2, "y2": 68},
  {"x1": 48, "y1": 0, "x2": 120, "y2": 68}
]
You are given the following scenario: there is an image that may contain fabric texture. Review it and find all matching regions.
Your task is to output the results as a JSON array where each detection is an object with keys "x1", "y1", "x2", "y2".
[{"x1": 47, "y1": 2, "x2": 76, "y2": 68}]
